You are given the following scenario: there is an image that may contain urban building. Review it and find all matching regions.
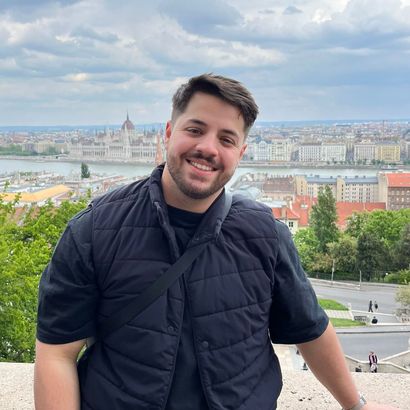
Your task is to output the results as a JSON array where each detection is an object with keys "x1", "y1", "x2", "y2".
[
  {"x1": 336, "y1": 202, "x2": 386, "y2": 230},
  {"x1": 353, "y1": 143, "x2": 376, "y2": 163},
  {"x1": 298, "y1": 143, "x2": 322, "y2": 162},
  {"x1": 295, "y1": 175, "x2": 337, "y2": 198},
  {"x1": 336, "y1": 176, "x2": 379, "y2": 203},
  {"x1": 1, "y1": 184, "x2": 72, "y2": 206},
  {"x1": 375, "y1": 143, "x2": 401, "y2": 163},
  {"x1": 321, "y1": 143, "x2": 347, "y2": 163},
  {"x1": 378, "y1": 172, "x2": 410, "y2": 210},
  {"x1": 269, "y1": 139, "x2": 293, "y2": 162},
  {"x1": 271, "y1": 206, "x2": 299, "y2": 234},
  {"x1": 68, "y1": 114, "x2": 161, "y2": 163},
  {"x1": 262, "y1": 176, "x2": 295, "y2": 202}
]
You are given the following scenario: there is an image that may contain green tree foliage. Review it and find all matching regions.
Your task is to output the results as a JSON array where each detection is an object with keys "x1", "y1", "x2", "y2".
[
  {"x1": 293, "y1": 227, "x2": 320, "y2": 272},
  {"x1": 347, "y1": 209, "x2": 410, "y2": 245},
  {"x1": 327, "y1": 234, "x2": 358, "y2": 274},
  {"x1": 393, "y1": 224, "x2": 410, "y2": 270},
  {"x1": 310, "y1": 252, "x2": 333, "y2": 274},
  {"x1": 345, "y1": 212, "x2": 370, "y2": 238},
  {"x1": 385, "y1": 269, "x2": 410, "y2": 285},
  {"x1": 0, "y1": 195, "x2": 88, "y2": 362},
  {"x1": 356, "y1": 231, "x2": 389, "y2": 281},
  {"x1": 310, "y1": 186, "x2": 339, "y2": 252},
  {"x1": 396, "y1": 285, "x2": 410, "y2": 308},
  {"x1": 81, "y1": 162, "x2": 91, "y2": 179}
]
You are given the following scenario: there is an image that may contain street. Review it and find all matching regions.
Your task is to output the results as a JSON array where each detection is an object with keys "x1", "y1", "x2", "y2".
[
  {"x1": 312, "y1": 281, "x2": 401, "y2": 323},
  {"x1": 338, "y1": 332, "x2": 410, "y2": 361},
  {"x1": 310, "y1": 280, "x2": 410, "y2": 360}
]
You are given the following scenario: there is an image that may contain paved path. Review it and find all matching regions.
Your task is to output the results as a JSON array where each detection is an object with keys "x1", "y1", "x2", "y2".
[{"x1": 325, "y1": 309, "x2": 353, "y2": 319}]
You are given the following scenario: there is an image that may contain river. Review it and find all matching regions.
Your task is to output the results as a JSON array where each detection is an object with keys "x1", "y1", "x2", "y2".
[{"x1": 0, "y1": 158, "x2": 386, "y2": 189}]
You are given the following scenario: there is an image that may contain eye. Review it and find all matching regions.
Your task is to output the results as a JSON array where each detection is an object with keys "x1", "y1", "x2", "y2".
[
  {"x1": 186, "y1": 127, "x2": 202, "y2": 135},
  {"x1": 220, "y1": 136, "x2": 236, "y2": 146}
]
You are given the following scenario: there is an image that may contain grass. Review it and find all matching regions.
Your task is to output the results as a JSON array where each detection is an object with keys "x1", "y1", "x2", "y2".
[
  {"x1": 318, "y1": 298, "x2": 348, "y2": 311},
  {"x1": 330, "y1": 318, "x2": 365, "y2": 327}
]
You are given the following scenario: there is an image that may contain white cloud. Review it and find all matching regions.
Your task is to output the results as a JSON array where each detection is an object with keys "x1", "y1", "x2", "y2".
[
  {"x1": 65, "y1": 72, "x2": 89, "y2": 82},
  {"x1": 0, "y1": 0, "x2": 409, "y2": 125}
]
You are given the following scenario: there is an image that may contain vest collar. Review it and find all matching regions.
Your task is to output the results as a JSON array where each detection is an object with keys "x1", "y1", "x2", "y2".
[{"x1": 148, "y1": 164, "x2": 229, "y2": 246}]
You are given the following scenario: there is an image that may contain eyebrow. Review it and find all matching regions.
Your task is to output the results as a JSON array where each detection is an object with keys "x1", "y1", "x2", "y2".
[{"x1": 185, "y1": 118, "x2": 240, "y2": 140}]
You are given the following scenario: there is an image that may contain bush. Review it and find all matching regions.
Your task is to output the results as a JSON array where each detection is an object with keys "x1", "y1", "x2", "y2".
[
  {"x1": 396, "y1": 285, "x2": 410, "y2": 308},
  {"x1": 307, "y1": 271, "x2": 359, "y2": 282},
  {"x1": 385, "y1": 270, "x2": 410, "y2": 284}
]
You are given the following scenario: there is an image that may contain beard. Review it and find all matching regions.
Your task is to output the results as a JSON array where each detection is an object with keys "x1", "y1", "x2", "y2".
[{"x1": 166, "y1": 151, "x2": 235, "y2": 200}]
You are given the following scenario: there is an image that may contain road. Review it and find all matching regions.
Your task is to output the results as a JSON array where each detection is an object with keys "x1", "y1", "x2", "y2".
[
  {"x1": 311, "y1": 281, "x2": 401, "y2": 323},
  {"x1": 310, "y1": 280, "x2": 409, "y2": 359},
  {"x1": 338, "y1": 332, "x2": 410, "y2": 361}
]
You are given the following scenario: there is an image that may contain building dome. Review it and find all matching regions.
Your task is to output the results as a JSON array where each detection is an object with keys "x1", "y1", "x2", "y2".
[{"x1": 121, "y1": 112, "x2": 135, "y2": 131}]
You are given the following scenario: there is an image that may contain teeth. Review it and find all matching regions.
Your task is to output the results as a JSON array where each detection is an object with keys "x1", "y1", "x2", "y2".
[{"x1": 190, "y1": 161, "x2": 213, "y2": 171}]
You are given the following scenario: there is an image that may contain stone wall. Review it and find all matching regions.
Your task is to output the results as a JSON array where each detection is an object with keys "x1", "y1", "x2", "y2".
[
  {"x1": 345, "y1": 351, "x2": 410, "y2": 374},
  {"x1": 1, "y1": 363, "x2": 409, "y2": 409}
]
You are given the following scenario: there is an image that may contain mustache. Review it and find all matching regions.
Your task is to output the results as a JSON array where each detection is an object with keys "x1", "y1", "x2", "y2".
[{"x1": 188, "y1": 151, "x2": 218, "y2": 168}]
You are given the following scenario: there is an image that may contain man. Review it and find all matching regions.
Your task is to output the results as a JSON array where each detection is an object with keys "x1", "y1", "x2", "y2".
[
  {"x1": 35, "y1": 74, "x2": 396, "y2": 410},
  {"x1": 369, "y1": 351, "x2": 378, "y2": 373}
]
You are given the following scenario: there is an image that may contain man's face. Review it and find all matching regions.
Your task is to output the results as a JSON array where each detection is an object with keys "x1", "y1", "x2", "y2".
[{"x1": 162, "y1": 92, "x2": 247, "y2": 210}]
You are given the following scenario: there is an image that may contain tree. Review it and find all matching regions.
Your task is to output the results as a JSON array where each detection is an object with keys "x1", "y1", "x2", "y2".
[
  {"x1": 327, "y1": 234, "x2": 358, "y2": 274},
  {"x1": 356, "y1": 232, "x2": 389, "y2": 281},
  {"x1": 396, "y1": 285, "x2": 410, "y2": 309},
  {"x1": 346, "y1": 212, "x2": 370, "y2": 238},
  {"x1": 310, "y1": 185, "x2": 339, "y2": 252},
  {"x1": 294, "y1": 227, "x2": 320, "y2": 272},
  {"x1": 0, "y1": 196, "x2": 88, "y2": 362},
  {"x1": 81, "y1": 162, "x2": 91, "y2": 179},
  {"x1": 392, "y1": 224, "x2": 410, "y2": 270},
  {"x1": 360, "y1": 209, "x2": 410, "y2": 246},
  {"x1": 346, "y1": 210, "x2": 410, "y2": 273}
]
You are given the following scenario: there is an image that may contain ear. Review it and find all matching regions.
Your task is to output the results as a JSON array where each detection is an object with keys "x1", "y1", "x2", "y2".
[
  {"x1": 165, "y1": 121, "x2": 172, "y2": 147},
  {"x1": 239, "y1": 143, "x2": 247, "y2": 161}
]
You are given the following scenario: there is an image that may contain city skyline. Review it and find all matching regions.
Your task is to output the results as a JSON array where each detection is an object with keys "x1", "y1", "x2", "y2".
[{"x1": 1, "y1": 0, "x2": 410, "y2": 126}]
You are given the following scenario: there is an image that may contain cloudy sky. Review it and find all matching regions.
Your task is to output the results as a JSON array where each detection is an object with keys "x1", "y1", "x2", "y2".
[{"x1": 1, "y1": 0, "x2": 410, "y2": 126}]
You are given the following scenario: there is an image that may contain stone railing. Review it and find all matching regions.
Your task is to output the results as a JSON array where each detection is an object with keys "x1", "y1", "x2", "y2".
[
  {"x1": 1, "y1": 363, "x2": 409, "y2": 410},
  {"x1": 345, "y1": 351, "x2": 410, "y2": 374}
]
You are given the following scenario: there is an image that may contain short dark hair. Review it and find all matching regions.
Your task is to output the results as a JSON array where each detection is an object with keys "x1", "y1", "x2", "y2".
[{"x1": 171, "y1": 73, "x2": 259, "y2": 135}]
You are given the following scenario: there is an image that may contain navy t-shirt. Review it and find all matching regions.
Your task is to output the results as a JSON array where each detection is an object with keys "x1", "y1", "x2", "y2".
[{"x1": 165, "y1": 205, "x2": 208, "y2": 410}]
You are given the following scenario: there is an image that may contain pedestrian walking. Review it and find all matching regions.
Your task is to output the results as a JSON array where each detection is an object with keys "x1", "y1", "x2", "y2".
[
  {"x1": 368, "y1": 299, "x2": 373, "y2": 312},
  {"x1": 369, "y1": 351, "x2": 378, "y2": 373},
  {"x1": 374, "y1": 300, "x2": 378, "y2": 311}
]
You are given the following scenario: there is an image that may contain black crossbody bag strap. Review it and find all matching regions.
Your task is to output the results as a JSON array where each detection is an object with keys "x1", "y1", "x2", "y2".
[{"x1": 95, "y1": 192, "x2": 232, "y2": 342}]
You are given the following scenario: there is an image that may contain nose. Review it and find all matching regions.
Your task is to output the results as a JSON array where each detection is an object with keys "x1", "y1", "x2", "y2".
[{"x1": 195, "y1": 132, "x2": 219, "y2": 158}]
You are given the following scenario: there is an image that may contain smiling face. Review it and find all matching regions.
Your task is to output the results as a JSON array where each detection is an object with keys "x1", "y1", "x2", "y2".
[{"x1": 162, "y1": 92, "x2": 247, "y2": 212}]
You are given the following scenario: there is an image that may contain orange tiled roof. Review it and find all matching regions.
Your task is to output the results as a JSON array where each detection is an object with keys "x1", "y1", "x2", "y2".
[
  {"x1": 272, "y1": 206, "x2": 300, "y2": 220},
  {"x1": 1, "y1": 184, "x2": 72, "y2": 203},
  {"x1": 336, "y1": 202, "x2": 386, "y2": 229},
  {"x1": 386, "y1": 173, "x2": 410, "y2": 188},
  {"x1": 291, "y1": 195, "x2": 317, "y2": 227}
]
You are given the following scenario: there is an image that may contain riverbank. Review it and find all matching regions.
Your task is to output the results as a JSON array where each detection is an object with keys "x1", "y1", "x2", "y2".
[{"x1": 1, "y1": 155, "x2": 408, "y2": 171}]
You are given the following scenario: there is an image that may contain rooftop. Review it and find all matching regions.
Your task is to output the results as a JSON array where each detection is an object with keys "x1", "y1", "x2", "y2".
[
  {"x1": 386, "y1": 173, "x2": 410, "y2": 188},
  {"x1": 0, "y1": 184, "x2": 72, "y2": 203},
  {"x1": 336, "y1": 202, "x2": 386, "y2": 229}
]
